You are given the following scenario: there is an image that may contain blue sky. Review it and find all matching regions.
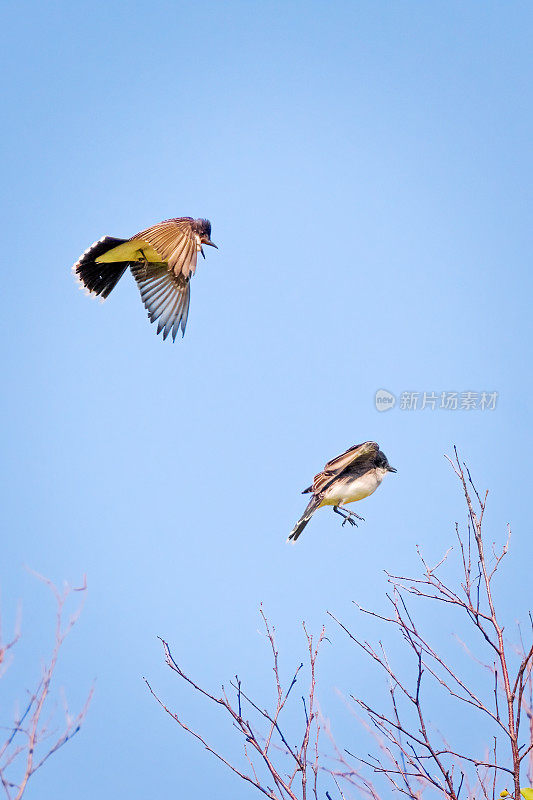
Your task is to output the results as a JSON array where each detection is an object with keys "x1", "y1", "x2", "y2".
[{"x1": 1, "y1": 1, "x2": 532, "y2": 797}]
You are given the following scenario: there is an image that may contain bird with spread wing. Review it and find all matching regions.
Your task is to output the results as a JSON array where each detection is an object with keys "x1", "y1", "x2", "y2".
[
  {"x1": 72, "y1": 217, "x2": 217, "y2": 341},
  {"x1": 287, "y1": 441, "x2": 396, "y2": 543}
]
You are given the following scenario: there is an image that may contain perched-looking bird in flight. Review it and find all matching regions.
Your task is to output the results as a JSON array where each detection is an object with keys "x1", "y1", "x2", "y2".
[
  {"x1": 287, "y1": 441, "x2": 396, "y2": 543},
  {"x1": 72, "y1": 217, "x2": 217, "y2": 341}
]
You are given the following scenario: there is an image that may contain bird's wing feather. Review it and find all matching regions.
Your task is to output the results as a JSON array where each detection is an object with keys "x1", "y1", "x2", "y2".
[
  {"x1": 130, "y1": 263, "x2": 191, "y2": 341},
  {"x1": 132, "y1": 218, "x2": 199, "y2": 278},
  {"x1": 311, "y1": 441, "x2": 380, "y2": 494},
  {"x1": 323, "y1": 441, "x2": 379, "y2": 473}
]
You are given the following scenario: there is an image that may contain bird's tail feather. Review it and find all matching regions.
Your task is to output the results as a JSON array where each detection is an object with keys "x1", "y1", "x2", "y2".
[
  {"x1": 287, "y1": 496, "x2": 321, "y2": 543},
  {"x1": 72, "y1": 236, "x2": 130, "y2": 299}
]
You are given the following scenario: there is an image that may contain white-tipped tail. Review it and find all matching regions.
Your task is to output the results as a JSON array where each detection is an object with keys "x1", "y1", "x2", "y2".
[
  {"x1": 287, "y1": 497, "x2": 320, "y2": 543},
  {"x1": 72, "y1": 236, "x2": 129, "y2": 299}
]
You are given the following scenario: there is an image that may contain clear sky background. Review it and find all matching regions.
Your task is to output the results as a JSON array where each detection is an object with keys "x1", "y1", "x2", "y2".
[{"x1": 1, "y1": 1, "x2": 532, "y2": 797}]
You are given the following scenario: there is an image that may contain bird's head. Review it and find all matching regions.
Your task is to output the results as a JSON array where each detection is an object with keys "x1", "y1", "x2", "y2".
[
  {"x1": 376, "y1": 450, "x2": 397, "y2": 474},
  {"x1": 195, "y1": 218, "x2": 218, "y2": 249}
]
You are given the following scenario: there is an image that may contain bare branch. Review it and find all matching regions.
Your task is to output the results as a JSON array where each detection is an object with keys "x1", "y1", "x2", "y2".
[
  {"x1": 147, "y1": 612, "x2": 332, "y2": 799},
  {"x1": 0, "y1": 576, "x2": 91, "y2": 800},
  {"x1": 329, "y1": 451, "x2": 533, "y2": 799}
]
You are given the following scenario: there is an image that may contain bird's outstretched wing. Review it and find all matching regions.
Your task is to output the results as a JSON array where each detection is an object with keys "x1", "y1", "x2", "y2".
[
  {"x1": 303, "y1": 441, "x2": 380, "y2": 495},
  {"x1": 132, "y1": 217, "x2": 200, "y2": 278},
  {"x1": 128, "y1": 218, "x2": 200, "y2": 340},
  {"x1": 130, "y1": 263, "x2": 191, "y2": 341}
]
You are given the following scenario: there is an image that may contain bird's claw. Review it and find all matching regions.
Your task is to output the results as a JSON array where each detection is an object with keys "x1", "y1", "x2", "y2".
[{"x1": 342, "y1": 516, "x2": 357, "y2": 527}]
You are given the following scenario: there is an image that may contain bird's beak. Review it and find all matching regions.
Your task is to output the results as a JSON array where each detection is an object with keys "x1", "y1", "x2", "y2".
[
  {"x1": 387, "y1": 465, "x2": 397, "y2": 473},
  {"x1": 205, "y1": 239, "x2": 218, "y2": 249}
]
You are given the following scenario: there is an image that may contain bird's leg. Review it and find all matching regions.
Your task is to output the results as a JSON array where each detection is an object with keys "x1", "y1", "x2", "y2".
[
  {"x1": 343, "y1": 507, "x2": 365, "y2": 521},
  {"x1": 138, "y1": 249, "x2": 149, "y2": 278},
  {"x1": 333, "y1": 506, "x2": 358, "y2": 527}
]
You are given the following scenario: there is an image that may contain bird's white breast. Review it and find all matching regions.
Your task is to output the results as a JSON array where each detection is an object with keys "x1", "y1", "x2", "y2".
[{"x1": 321, "y1": 468, "x2": 386, "y2": 506}]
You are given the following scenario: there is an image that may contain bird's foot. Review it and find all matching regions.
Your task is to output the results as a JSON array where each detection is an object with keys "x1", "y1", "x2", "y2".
[
  {"x1": 343, "y1": 508, "x2": 365, "y2": 522},
  {"x1": 334, "y1": 505, "x2": 365, "y2": 528},
  {"x1": 341, "y1": 516, "x2": 357, "y2": 527}
]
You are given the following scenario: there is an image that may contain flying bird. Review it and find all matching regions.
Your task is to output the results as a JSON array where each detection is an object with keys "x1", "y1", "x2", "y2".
[
  {"x1": 287, "y1": 441, "x2": 396, "y2": 543},
  {"x1": 72, "y1": 217, "x2": 217, "y2": 341}
]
